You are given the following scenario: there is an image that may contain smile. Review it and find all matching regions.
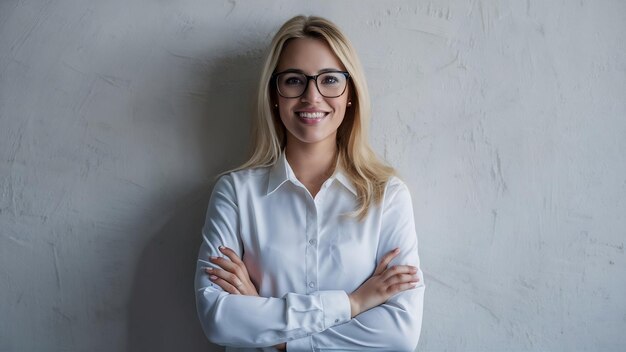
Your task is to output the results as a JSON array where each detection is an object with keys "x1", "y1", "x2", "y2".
[
  {"x1": 297, "y1": 111, "x2": 329, "y2": 119},
  {"x1": 296, "y1": 111, "x2": 330, "y2": 125}
]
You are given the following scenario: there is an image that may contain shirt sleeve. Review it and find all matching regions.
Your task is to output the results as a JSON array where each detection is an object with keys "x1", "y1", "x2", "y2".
[
  {"x1": 286, "y1": 179, "x2": 425, "y2": 352},
  {"x1": 194, "y1": 174, "x2": 352, "y2": 348}
]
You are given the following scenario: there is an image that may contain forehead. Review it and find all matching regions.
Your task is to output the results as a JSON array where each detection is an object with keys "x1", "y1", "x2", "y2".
[{"x1": 276, "y1": 37, "x2": 346, "y2": 73}]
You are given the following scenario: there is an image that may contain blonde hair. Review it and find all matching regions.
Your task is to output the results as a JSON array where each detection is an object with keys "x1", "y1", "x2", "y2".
[{"x1": 234, "y1": 15, "x2": 394, "y2": 219}]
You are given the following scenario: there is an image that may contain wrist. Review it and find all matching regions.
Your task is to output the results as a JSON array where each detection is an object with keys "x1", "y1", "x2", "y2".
[{"x1": 348, "y1": 293, "x2": 361, "y2": 318}]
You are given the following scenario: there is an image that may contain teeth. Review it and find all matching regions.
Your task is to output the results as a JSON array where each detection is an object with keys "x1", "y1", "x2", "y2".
[{"x1": 298, "y1": 112, "x2": 327, "y2": 119}]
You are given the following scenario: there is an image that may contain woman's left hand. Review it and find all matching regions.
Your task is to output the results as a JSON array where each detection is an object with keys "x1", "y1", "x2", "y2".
[{"x1": 205, "y1": 246, "x2": 259, "y2": 296}]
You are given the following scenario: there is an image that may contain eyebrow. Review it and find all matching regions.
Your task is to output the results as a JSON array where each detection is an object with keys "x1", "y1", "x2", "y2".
[{"x1": 278, "y1": 68, "x2": 344, "y2": 74}]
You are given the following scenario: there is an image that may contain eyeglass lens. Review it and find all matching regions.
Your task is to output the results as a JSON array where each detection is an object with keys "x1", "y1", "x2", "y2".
[{"x1": 276, "y1": 72, "x2": 347, "y2": 98}]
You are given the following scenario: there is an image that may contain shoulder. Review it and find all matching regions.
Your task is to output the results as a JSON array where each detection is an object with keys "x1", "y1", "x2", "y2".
[
  {"x1": 219, "y1": 166, "x2": 270, "y2": 182},
  {"x1": 382, "y1": 176, "x2": 414, "y2": 210},
  {"x1": 213, "y1": 166, "x2": 271, "y2": 195},
  {"x1": 385, "y1": 175, "x2": 406, "y2": 190},
  {"x1": 384, "y1": 176, "x2": 411, "y2": 198}
]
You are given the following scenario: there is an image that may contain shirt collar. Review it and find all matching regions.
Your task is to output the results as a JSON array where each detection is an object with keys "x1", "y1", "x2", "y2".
[
  {"x1": 333, "y1": 169, "x2": 357, "y2": 196},
  {"x1": 266, "y1": 152, "x2": 357, "y2": 196},
  {"x1": 266, "y1": 153, "x2": 294, "y2": 196}
]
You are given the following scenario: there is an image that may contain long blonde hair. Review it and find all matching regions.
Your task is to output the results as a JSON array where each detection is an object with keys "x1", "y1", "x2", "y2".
[{"x1": 234, "y1": 15, "x2": 394, "y2": 219}]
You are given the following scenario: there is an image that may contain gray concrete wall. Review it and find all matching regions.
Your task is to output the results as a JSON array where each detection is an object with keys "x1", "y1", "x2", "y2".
[{"x1": 1, "y1": 1, "x2": 624, "y2": 351}]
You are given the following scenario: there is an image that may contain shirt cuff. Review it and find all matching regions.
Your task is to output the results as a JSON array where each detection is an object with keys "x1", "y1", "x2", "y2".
[
  {"x1": 318, "y1": 290, "x2": 351, "y2": 329},
  {"x1": 286, "y1": 335, "x2": 313, "y2": 351}
]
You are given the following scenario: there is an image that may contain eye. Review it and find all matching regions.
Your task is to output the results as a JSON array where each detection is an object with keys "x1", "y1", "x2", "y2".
[
  {"x1": 281, "y1": 74, "x2": 305, "y2": 86},
  {"x1": 320, "y1": 74, "x2": 341, "y2": 85}
]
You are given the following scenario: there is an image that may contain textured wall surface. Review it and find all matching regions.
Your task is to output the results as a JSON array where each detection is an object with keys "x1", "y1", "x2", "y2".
[{"x1": 1, "y1": 1, "x2": 625, "y2": 351}]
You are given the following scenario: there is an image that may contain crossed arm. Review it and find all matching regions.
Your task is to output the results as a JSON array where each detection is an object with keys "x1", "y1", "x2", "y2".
[
  {"x1": 206, "y1": 246, "x2": 418, "y2": 351},
  {"x1": 194, "y1": 176, "x2": 424, "y2": 351}
]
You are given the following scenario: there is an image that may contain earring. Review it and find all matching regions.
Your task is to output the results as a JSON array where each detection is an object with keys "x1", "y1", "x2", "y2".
[
  {"x1": 274, "y1": 103, "x2": 278, "y2": 108},
  {"x1": 347, "y1": 101, "x2": 352, "y2": 107}
]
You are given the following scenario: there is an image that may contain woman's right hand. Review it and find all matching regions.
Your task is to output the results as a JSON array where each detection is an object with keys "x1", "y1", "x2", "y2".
[{"x1": 348, "y1": 248, "x2": 419, "y2": 318}]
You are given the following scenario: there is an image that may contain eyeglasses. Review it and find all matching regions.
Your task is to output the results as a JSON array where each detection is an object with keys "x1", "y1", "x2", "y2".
[{"x1": 272, "y1": 70, "x2": 350, "y2": 98}]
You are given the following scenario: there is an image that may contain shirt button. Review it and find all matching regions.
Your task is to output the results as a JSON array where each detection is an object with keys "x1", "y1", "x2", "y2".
[
  {"x1": 308, "y1": 282, "x2": 315, "y2": 288},
  {"x1": 308, "y1": 239, "x2": 317, "y2": 246}
]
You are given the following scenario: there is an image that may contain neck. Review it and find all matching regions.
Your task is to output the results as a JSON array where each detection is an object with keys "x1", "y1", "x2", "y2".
[{"x1": 285, "y1": 139, "x2": 338, "y2": 197}]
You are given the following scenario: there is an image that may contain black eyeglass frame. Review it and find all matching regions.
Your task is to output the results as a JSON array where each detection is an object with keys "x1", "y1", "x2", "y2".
[{"x1": 271, "y1": 70, "x2": 351, "y2": 98}]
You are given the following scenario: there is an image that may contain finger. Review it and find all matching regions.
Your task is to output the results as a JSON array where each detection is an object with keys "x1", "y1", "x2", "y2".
[
  {"x1": 381, "y1": 265, "x2": 417, "y2": 281},
  {"x1": 207, "y1": 272, "x2": 242, "y2": 295},
  {"x1": 386, "y1": 281, "x2": 419, "y2": 295},
  {"x1": 219, "y1": 246, "x2": 244, "y2": 266},
  {"x1": 383, "y1": 273, "x2": 420, "y2": 286},
  {"x1": 205, "y1": 267, "x2": 243, "y2": 287},
  {"x1": 209, "y1": 256, "x2": 243, "y2": 276},
  {"x1": 374, "y1": 248, "x2": 400, "y2": 275}
]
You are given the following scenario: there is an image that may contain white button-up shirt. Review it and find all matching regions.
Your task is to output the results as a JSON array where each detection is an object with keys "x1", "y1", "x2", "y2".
[{"x1": 195, "y1": 153, "x2": 425, "y2": 352}]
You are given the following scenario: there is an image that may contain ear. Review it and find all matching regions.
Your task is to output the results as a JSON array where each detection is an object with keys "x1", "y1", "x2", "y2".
[
  {"x1": 269, "y1": 81, "x2": 279, "y2": 108},
  {"x1": 346, "y1": 81, "x2": 355, "y2": 106},
  {"x1": 270, "y1": 92, "x2": 281, "y2": 121}
]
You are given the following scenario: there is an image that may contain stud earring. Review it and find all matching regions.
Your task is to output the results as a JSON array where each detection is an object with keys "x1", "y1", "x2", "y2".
[
  {"x1": 347, "y1": 101, "x2": 352, "y2": 107},
  {"x1": 274, "y1": 103, "x2": 278, "y2": 108}
]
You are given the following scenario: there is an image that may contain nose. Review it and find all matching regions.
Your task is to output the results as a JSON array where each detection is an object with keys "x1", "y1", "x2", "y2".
[{"x1": 300, "y1": 77, "x2": 322, "y2": 103}]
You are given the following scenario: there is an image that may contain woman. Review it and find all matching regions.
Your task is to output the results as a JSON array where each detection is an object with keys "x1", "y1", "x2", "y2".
[{"x1": 195, "y1": 15, "x2": 424, "y2": 351}]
